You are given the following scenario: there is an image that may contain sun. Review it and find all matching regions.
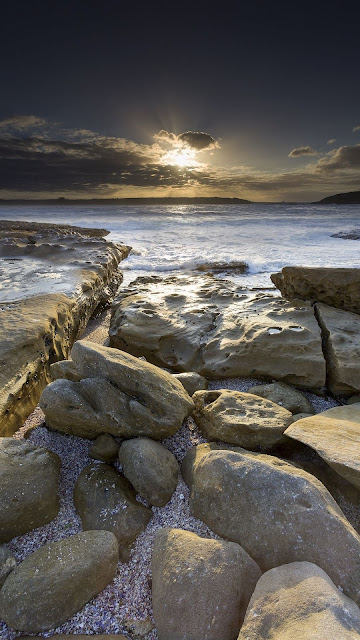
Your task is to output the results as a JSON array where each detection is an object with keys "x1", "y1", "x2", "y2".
[{"x1": 162, "y1": 146, "x2": 198, "y2": 167}]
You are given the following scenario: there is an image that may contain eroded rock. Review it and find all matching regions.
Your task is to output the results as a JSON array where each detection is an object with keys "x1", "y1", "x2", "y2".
[
  {"x1": 193, "y1": 389, "x2": 293, "y2": 449},
  {"x1": 249, "y1": 381, "x2": 315, "y2": 414},
  {"x1": 152, "y1": 528, "x2": 261, "y2": 640},
  {"x1": 0, "y1": 438, "x2": 60, "y2": 543},
  {"x1": 238, "y1": 561, "x2": 360, "y2": 640},
  {"x1": 40, "y1": 340, "x2": 194, "y2": 439},
  {"x1": 183, "y1": 443, "x2": 360, "y2": 604},
  {"x1": 0, "y1": 531, "x2": 119, "y2": 633}
]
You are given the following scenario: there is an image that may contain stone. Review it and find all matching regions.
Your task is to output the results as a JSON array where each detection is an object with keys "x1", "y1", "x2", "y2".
[
  {"x1": 40, "y1": 340, "x2": 194, "y2": 439},
  {"x1": 122, "y1": 619, "x2": 154, "y2": 637},
  {"x1": 0, "y1": 546, "x2": 16, "y2": 588},
  {"x1": 152, "y1": 528, "x2": 261, "y2": 640},
  {"x1": 183, "y1": 443, "x2": 360, "y2": 605},
  {"x1": 0, "y1": 530, "x2": 118, "y2": 633},
  {"x1": 19, "y1": 636, "x2": 127, "y2": 640},
  {"x1": 172, "y1": 371, "x2": 208, "y2": 396},
  {"x1": 89, "y1": 433, "x2": 120, "y2": 462},
  {"x1": 315, "y1": 303, "x2": 360, "y2": 396},
  {"x1": 249, "y1": 381, "x2": 315, "y2": 414},
  {"x1": 50, "y1": 359, "x2": 81, "y2": 381},
  {"x1": 192, "y1": 389, "x2": 293, "y2": 449},
  {"x1": 109, "y1": 275, "x2": 325, "y2": 389},
  {"x1": 74, "y1": 462, "x2": 152, "y2": 561},
  {"x1": 0, "y1": 221, "x2": 130, "y2": 436},
  {"x1": 285, "y1": 404, "x2": 360, "y2": 490},
  {"x1": 291, "y1": 412, "x2": 313, "y2": 421},
  {"x1": 0, "y1": 438, "x2": 60, "y2": 543},
  {"x1": 238, "y1": 562, "x2": 360, "y2": 640},
  {"x1": 348, "y1": 395, "x2": 360, "y2": 405},
  {"x1": 119, "y1": 438, "x2": 179, "y2": 506},
  {"x1": 271, "y1": 266, "x2": 360, "y2": 314}
]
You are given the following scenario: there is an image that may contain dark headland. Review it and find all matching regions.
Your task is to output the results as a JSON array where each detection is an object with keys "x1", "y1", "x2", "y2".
[
  {"x1": 315, "y1": 190, "x2": 360, "y2": 204},
  {"x1": 0, "y1": 196, "x2": 252, "y2": 205}
]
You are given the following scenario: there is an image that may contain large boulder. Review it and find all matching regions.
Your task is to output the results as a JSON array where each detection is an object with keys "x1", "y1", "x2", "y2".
[
  {"x1": 0, "y1": 438, "x2": 60, "y2": 543},
  {"x1": 315, "y1": 303, "x2": 360, "y2": 396},
  {"x1": 271, "y1": 266, "x2": 360, "y2": 314},
  {"x1": 249, "y1": 381, "x2": 315, "y2": 414},
  {"x1": 183, "y1": 443, "x2": 360, "y2": 605},
  {"x1": 0, "y1": 530, "x2": 119, "y2": 633},
  {"x1": 238, "y1": 561, "x2": 360, "y2": 640},
  {"x1": 109, "y1": 275, "x2": 326, "y2": 390},
  {"x1": 285, "y1": 404, "x2": 360, "y2": 490},
  {"x1": 40, "y1": 340, "x2": 194, "y2": 439},
  {"x1": 118, "y1": 438, "x2": 179, "y2": 506},
  {"x1": 192, "y1": 389, "x2": 293, "y2": 449},
  {"x1": 152, "y1": 528, "x2": 261, "y2": 640},
  {"x1": 0, "y1": 546, "x2": 16, "y2": 588},
  {"x1": 74, "y1": 462, "x2": 152, "y2": 561}
]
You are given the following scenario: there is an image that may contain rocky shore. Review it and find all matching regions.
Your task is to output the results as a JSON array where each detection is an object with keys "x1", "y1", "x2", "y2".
[{"x1": 1, "y1": 239, "x2": 360, "y2": 640}]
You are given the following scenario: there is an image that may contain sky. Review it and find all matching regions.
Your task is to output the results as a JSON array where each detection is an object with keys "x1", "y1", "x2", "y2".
[{"x1": 1, "y1": 1, "x2": 359, "y2": 202}]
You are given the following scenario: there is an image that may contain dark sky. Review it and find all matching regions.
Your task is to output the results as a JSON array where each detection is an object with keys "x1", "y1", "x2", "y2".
[{"x1": 1, "y1": 1, "x2": 360, "y2": 201}]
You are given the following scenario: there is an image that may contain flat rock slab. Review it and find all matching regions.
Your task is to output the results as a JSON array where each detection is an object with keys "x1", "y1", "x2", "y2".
[
  {"x1": 109, "y1": 275, "x2": 325, "y2": 390},
  {"x1": 40, "y1": 340, "x2": 194, "y2": 439},
  {"x1": 249, "y1": 381, "x2": 315, "y2": 414},
  {"x1": 0, "y1": 530, "x2": 119, "y2": 633},
  {"x1": 271, "y1": 266, "x2": 360, "y2": 314},
  {"x1": 0, "y1": 438, "x2": 60, "y2": 543},
  {"x1": 315, "y1": 303, "x2": 360, "y2": 396},
  {"x1": 152, "y1": 528, "x2": 261, "y2": 640},
  {"x1": 238, "y1": 561, "x2": 360, "y2": 640},
  {"x1": 0, "y1": 221, "x2": 130, "y2": 435},
  {"x1": 183, "y1": 442, "x2": 360, "y2": 605},
  {"x1": 285, "y1": 405, "x2": 360, "y2": 490},
  {"x1": 193, "y1": 389, "x2": 293, "y2": 449}
]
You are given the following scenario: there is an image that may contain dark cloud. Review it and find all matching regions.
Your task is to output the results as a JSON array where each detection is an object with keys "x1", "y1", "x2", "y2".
[
  {"x1": 353, "y1": 126, "x2": 360, "y2": 133},
  {"x1": 288, "y1": 146, "x2": 318, "y2": 157},
  {"x1": 177, "y1": 131, "x2": 218, "y2": 150},
  {"x1": 316, "y1": 144, "x2": 360, "y2": 172}
]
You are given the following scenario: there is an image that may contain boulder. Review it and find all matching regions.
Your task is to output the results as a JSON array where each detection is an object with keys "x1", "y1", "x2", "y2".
[
  {"x1": 50, "y1": 359, "x2": 81, "y2": 382},
  {"x1": 0, "y1": 438, "x2": 60, "y2": 543},
  {"x1": 173, "y1": 372, "x2": 208, "y2": 396},
  {"x1": 285, "y1": 405, "x2": 360, "y2": 490},
  {"x1": 40, "y1": 340, "x2": 194, "y2": 439},
  {"x1": 348, "y1": 395, "x2": 360, "y2": 405},
  {"x1": 119, "y1": 438, "x2": 179, "y2": 506},
  {"x1": 0, "y1": 530, "x2": 118, "y2": 632},
  {"x1": 315, "y1": 303, "x2": 360, "y2": 396},
  {"x1": 183, "y1": 443, "x2": 360, "y2": 605},
  {"x1": 192, "y1": 389, "x2": 293, "y2": 449},
  {"x1": 74, "y1": 462, "x2": 152, "y2": 561},
  {"x1": 152, "y1": 528, "x2": 261, "y2": 640},
  {"x1": 271, "y1": 266, "x2": 360, "y2": 314},
  {"x1": 109, "y1": 275, "x2": 325, "y2": 389},
  {"x1": 0, "y1": 546, "x2": 16, "y2": 588},
  {"x1": 89, "y1": 433, "x2": 120, "y2": 462},
  {"x1": 238, "y1": 561, "x2": 360, "y2": 640},
  {"x1": 291, "y1": 412, "x2": 313, "y2": 421},
  {"x1": 249, "y1": 381, "x2": 315, "y2": 414}
]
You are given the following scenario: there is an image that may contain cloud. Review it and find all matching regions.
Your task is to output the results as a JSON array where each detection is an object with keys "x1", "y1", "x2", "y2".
[
  {"x1": 288, "y1": 146, "x2": 318, "y2": 157},
  {"x1": 154, "y1": 129, "x2": 219, "y2": 151},
  {"x1": 327, "y1": 138, "x2": 336, "y2": 145},
  {"x1": 315, "y1": 144, "x2": 360, "y2": 172},
  {"x1": 353, "y1": 125, "x2": 360, "y2": 132},
  {"x1": 0, "y1": 115, "x2": 48, "y2": 132}
]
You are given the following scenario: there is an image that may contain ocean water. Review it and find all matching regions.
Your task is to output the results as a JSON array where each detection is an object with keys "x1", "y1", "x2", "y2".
[{"x1": 1, "y1": 203, "x2": 359, "y2": 288}]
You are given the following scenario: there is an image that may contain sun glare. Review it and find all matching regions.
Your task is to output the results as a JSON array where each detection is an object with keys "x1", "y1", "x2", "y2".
[{"x1": 163, "y1": 147, "x2": 198, "y2": 167}]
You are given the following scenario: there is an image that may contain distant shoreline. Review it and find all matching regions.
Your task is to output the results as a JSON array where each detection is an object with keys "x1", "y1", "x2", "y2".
[{"x1": 0, "y1": 196, "x2": 252, "y2": 206}]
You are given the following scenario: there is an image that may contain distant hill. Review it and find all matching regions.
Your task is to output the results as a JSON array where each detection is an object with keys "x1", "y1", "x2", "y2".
[
  {"x1": 0, "y1": 196, "x2": 252, "y2": 205},
  {"x1": 315, "y1": 190, "x2": 360, "y2": 204}
]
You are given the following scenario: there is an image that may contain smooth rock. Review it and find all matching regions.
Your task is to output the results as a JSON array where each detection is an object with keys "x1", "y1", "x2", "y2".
[
  {"x1": 238, "y1": 561, "x2": 360, "y2": 640},
  {"x1": 271, "y1": 266, "x2": 360, "y2": 314},
  {"x1": 50, "y1": 359, "x2": 81, "y2": 382},
  {"x1": 173, "y1": 371, "x2": 208, "y2": 396},
  {"x1": 315, "y1": 303, "x2": 360, "y2": 395},
  {"x1": 40, "y1": 340, "x2": 194, "y2": 439},
  {"x1": 119, "y1": 438, "x2": 179, "y2": 506},
  {"x1": 183, "y1": 443, "x2": 360, "y2": 604},
  {"x1": 249, "y1": 381, "x2": 315, "y2": 414},
  {"x1": 0, "y1": 530, "x2": 119, "y2": 632},
  {"x1": 109, "y1": 275, "x2": 325, "y2": 389},
  {"x1": 0, "y1": 438, "x2": 60, "y2": 543},
  {"x1": 192, "y1": 389, "x2": 293, "y2": 449},
  {"x1": 348, "y1": 395, "x2": 360, "y2": 405},
  {"x1": 89, "y1": 433, "x2": 120, "y2": 462},
  {"x1": 291, "y1": 412, "x2": 313, "y2": 421},
  {"x1": 285, "y1": 405, "x2": 360, "y2": 490},
  {"x1": 74, "y1": 462, "x2": 152, "y2": 561},
  {"x1": 0, "y1": 546, "x2": 16, "y2": 588},
  {"x1": 152, "y1": 528, "x2": 261, "y2": 640}
]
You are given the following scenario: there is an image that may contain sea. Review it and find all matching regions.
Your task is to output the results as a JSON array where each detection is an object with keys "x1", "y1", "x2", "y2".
[{"x1": 1, "y1": 203, "x2": 360, "y2": 289}]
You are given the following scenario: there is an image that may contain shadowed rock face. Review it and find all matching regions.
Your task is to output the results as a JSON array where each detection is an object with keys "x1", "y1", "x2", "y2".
[
  {"x1": 0, "y1": 221, "x2": 130, "y2": 435},
  {"x1": 271, "y1": 266, "x2": 360, "y2": 314},
  {"x1": 109, "y1": 275, "x2": 325, "y2": 390}
]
